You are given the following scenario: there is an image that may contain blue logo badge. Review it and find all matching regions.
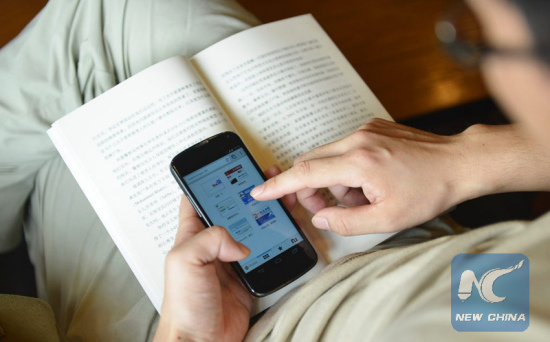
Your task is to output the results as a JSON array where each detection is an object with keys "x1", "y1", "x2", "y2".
[{"x1": 451, "y1": 253, "x2": 529, "y2": 332}]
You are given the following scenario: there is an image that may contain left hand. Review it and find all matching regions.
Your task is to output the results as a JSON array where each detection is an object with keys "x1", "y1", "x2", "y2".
[
  {"x1": 251, "y1": 119, "x2": 550, "y2": 236},
  {"x1": 154, "y1": 196, "x2": 253, "y2": 342},
  {"x1": 251, "y1": 119, "x2": 466, "y2": 236}
]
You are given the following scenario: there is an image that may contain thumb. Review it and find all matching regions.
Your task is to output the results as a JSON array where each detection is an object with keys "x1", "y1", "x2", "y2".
[
  {"x1": 311, "y1": 205, "x2": 393, "y2": 236},
  {"x1": 179, "y1": 226, "x2": 251, "y2": 266}
]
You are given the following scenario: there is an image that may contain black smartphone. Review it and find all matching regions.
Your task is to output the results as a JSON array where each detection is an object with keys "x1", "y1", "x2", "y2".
[{"x1": 170, "y1": 131, "x2": 317, "y2": 296}]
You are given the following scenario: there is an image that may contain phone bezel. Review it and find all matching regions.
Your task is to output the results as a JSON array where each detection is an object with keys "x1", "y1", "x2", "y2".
[{"x1": 170, "y1": 131, "x2": 317, "y2": 296}]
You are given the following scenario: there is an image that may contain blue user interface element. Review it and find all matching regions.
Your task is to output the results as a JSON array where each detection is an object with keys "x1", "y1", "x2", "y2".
[{"x1": 184, "y1": 148, "x2": 303, "y2": 273}]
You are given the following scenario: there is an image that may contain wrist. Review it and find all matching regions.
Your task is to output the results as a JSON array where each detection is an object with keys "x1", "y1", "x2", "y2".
[
  {"x1": 452, "y1": 124, "x2": 550, "y2": 202},
  {"x1": 449, "y1": 124, "x2": 499, "y2": 203},
  {"x1": 154, "y1": 316, "x2": 200, "y2": 342},
  {"x1": 437, "y1": 132, "x2": 480, "y2": 208}
]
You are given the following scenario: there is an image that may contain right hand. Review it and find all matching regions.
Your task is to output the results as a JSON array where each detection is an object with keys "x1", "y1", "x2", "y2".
[
  {"x1": 154, "y1": 196, "x2": 253, "y2": 342},
  {"x1": 251, "y1": 119, "x2": 475, "y2": 236},
  {"x1": 154, "y1": 165, "x2": 294, "y2": 341}
]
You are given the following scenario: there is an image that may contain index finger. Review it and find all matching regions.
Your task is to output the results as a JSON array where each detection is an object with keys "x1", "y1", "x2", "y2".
[
  {"x1": 175, "y1": 195, "x2": 207, "y2": 245},
  {"x1": 251, "y1": 156, "x2": 362, "y2": 201}
]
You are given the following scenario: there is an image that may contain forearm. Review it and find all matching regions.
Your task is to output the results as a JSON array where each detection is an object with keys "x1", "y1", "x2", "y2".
[{"x1": 452, "y1": 123, "x2": 550, "y2": 202}]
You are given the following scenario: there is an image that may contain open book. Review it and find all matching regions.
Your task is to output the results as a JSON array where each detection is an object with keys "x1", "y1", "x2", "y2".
[{"x1": 48, "y1": 14, "x2": 394, "y2": 315}]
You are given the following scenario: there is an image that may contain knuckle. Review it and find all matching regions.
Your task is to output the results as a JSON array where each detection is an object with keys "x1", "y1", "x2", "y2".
[
  {"x1": 265, "y1": 172, "x2": 281, "y2": 191},
  {"x1": 369, "y1": 117, "x2": 385, "y2": 124},
  {"x1": 293, "y1": 160, "x2": 312, "y2": 179},
  {"x1": 464, "y1": 123, "x2": 490, "y2": 134},
  {"x1": 350, "y1": 128, "x2": 377, "y2": 146},
  {"x1": 294, "y1": 149, "x2": 316, "y2": 166},
  {"x1": 293, "y1": 154, "x2": 305, "y2": 166},
  {"x1": 357, "y1": 120, "x2": 379, "y2": 132},
  {"x1": 345, "y1": 148, "x2": 374, "y2": 167},
  {"x1": 165, "y1": 247, "x2": 183, "y2": 267},
  {"x1": 206, "y1": 225, "x2": 227, "y2": 240},
  {"x1": 200, "y1": 226, "x2": 232, "y2": 250}
]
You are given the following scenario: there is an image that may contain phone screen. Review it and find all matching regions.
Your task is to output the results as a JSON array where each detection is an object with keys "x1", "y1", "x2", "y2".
[{"x1": 183, "y1": 147, "x2": 303, "y2": 273}]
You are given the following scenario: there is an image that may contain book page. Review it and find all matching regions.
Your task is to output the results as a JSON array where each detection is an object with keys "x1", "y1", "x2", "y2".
[
  {"x1": 48, "y1": 56, "x2": 235, "y2": 312},
  {"x1": 192, "y1": 14, "x2": 393, "y2": 169},
  {"x1": 192, "y1": 15, "x2": 395, "y2": 262}
]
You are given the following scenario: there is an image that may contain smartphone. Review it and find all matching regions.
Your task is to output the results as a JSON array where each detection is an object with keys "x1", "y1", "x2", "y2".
[{"x1": 170, "y1": 131, "x2": 317, "y2": 296}]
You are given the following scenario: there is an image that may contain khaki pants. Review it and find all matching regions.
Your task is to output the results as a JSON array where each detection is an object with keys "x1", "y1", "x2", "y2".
[{"x1": 0, "y1": 0, "x2": 259, "y2": 340}]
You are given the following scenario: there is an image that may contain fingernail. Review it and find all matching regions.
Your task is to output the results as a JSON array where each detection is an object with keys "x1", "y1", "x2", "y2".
[
  {"x1": 312, "y1": 216, "x2": 329, "y2": 230},
  {"x1": 251, "y1": 184, "x2": 265, "y2": 198},
  {"x1": 239, "y1": 243, "x2": 251, "y2": 256}
]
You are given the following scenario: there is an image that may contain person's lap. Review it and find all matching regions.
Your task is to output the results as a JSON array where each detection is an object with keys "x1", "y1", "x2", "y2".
[
  {"x1": 26, "y1": 156, "x2": 159, "y2": 340},
  {"x1": 0, "y1": 0, "x2": 259, "y2": 339}
]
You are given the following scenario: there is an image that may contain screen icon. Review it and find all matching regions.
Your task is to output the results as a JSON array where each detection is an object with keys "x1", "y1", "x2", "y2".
[{"x1": 200, "y1": 177, "x2": 225, "y2": 196}]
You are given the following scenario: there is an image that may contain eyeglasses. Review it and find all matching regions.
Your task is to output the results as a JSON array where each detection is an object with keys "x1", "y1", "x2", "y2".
[{"x1": 435, "y1": 2, "x2": 550, "y2": 68}]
